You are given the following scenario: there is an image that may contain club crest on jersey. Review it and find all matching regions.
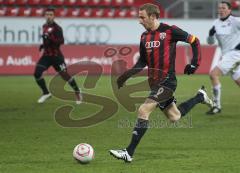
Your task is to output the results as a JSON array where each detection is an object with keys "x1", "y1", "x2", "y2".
[
  {"x1": 48, "y1": 27, "x2": 53, "y2": 32},
  {"x1": 159, "y1": 32, "x2": 166, "y2": 40}
]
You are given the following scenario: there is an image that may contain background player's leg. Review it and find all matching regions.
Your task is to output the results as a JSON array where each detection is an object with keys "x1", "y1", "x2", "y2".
[
  {"x1": 209, "y1": 47, "x2": 221, "y2": 72},
  {"x1": 232, "y1": 65, "x2": 240, "y2": 87},
  {"x1": 210, "y1": 67, "x2": 222, "y2": 106},
  {"x1": 208, "y1": 66, "x2": 222, "y2": 114},
  {"x1": 34, "y1": 58, "x2": 52, "y2": 103},
  {"x1": 59, "y1": 71, "x2": 80, "y2": 92},
  {"x1": 235, "y1": 78, "x2": 240, "y2": 86},
  {"x1": 59, "y1": 71, "x2": 82, "y2": 104},
  {"x1": 53, "y1": 57, "x2": 82, "y2": 104},
  {"x1": 126, "y1": 98, "x2": 157, "y2": 157},
  {"x1": 34, "y1": 62, "x2": 49, "y2": 95}
]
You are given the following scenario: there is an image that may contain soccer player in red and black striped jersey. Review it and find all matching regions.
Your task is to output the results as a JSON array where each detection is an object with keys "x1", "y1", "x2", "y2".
[
  {"x1": 110, "y1": 3, "x2": 213, "y2": 162},
  {"x1": 34, "y1": 8, "x2": 82, "y2": 104}
]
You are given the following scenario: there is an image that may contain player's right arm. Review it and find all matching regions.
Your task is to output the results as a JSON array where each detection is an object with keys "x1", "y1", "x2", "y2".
[
  {"x1": 39, "y1": 25, "x2": 46, "y2": 52},
  {"x1": 117, "y1": 42, "x2": 147, "y2": 89},
  {"x1": 207, "y1": 26, "x2": 216, "y2": 45}
]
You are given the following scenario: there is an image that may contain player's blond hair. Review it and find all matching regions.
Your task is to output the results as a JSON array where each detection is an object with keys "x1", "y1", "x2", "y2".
[{"x1": 139, "y1": 3, "x2": 160, "y2": 19}]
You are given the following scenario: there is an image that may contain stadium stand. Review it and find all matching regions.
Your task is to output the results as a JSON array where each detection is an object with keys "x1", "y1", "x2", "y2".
[{"x1": 0, "y1": 0, "x2": 165, "y2": 18}]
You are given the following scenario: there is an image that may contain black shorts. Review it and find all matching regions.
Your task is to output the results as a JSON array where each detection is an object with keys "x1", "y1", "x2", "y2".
[
  {"x1": 36, "y1": 55, "x2": 67, "y2": 72},
  {"x1": 148, "y1": 77, "x2": 177, "y2": 111}
]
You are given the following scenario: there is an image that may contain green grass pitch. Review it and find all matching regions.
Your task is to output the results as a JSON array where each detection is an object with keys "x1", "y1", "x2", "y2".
[{"x1": 0, "y1": 75, "x2": 240, "y2": 173}]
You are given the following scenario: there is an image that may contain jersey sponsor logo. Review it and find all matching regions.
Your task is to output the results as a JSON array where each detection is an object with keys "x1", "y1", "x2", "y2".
[
  {"x1": 145, "y1": 41, "x2": 161, "y2": 49},
  {"x1": 159, "y1": 32, "x2": 166, "y2": 40}
]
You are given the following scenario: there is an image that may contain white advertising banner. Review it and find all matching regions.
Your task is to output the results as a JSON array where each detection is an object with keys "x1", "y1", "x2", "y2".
[{"x1": 0, "y1": 17, "x2": 214, "y2": 45}]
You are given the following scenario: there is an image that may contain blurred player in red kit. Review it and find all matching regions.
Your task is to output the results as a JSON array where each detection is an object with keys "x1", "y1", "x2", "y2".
[{"x1": 34, "y1": 8, "x2": 82, "y2": 104}]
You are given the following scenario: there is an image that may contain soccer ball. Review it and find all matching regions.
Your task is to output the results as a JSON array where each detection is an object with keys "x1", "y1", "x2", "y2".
[{"x1": 73, "y1": 143, "x2": 94, "y2": 164}]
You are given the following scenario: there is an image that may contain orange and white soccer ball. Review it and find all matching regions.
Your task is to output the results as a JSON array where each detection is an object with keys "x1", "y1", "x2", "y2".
[{"x1": 73, "y1": 143, "x2": 94, "y2": 163}]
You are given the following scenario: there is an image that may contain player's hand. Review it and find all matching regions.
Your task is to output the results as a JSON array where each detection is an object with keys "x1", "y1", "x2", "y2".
[
  {"x1": 117, "y1": 75, "x2": 128, "y2": 89},
  {"x1": 39, "y1": 44, "x2": 44, "y2": 52},
  {"x1": 42, "y1": 33, "x2": 49, "y2": 40},
  {"x1": 184, "y1": 64, "x2": 197, "y2": 75}
]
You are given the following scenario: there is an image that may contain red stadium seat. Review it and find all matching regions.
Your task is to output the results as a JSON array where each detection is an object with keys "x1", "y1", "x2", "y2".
[
  {"x1": 91, "y1": 8, "x2": 104, "y2": 17},
  {"x1": 91, "y1": 8, "x2": 97, "y2": 17},
  {"x1": 18, "y1": 7, "x2": 32, "y2": 16},
  {"x1": 15, "y1": 0, "x2": 29, "y2": 5},
  {"x1": 28, "y1": 0, "x2": 41, "y2": 5},
  {"x1": 31, "y1": 7, "x2": 44, "y2": 17},
  {"x1": 65, "y1": 0, "x2": 77, "y2": 6},
  {"x1": 113, "y1": 8, "x2": 120, "y2": 17},
  {"x1": 76, "y1": 0, "x2": 89, "y2": 6},
  {"x1": 79, "y1": 8, "x2": 92, "y2": 17},
  {"x1": 52, "y1": 0, "x2": 65, "y2": 5},
  {"x1": 41, "y1": 0, "x2": 54, "y2": 5},
  {"x1": 66, "y1": 8, "x2": 80, "y2": 17},
  {"x1": 124, "y1": 0, "x2": 134, "y2": 6},
  {"x1": 102, "y1": 8, "x2": 115, "y2": 18},
  {"x1": 112, "y1": 0, "x2": 123, "y2": 7},
  {"x1": 91, "y1": 0, "x2": 102, "y2": 6},
  {"x1": 114, "y1": 8, "x2": 126, "y2": 18},
  {"x1": 0, "y1": 7, "x2": 7, "y2": 16},
  {"x1": 6, "y1": 7, "x2": 19, "y2": 16},
  {"x1": 55, "y1": 8, "x2": 68, "y2": 17},
  {"x1": 101, "y1": 0, "x2": 111, "y2": 6},
  {"x1": 6, "y1": 0, "x2": 16, "y2": 5},
  {"x1": 125, "y1": 7, "x2": 137, "y2": 18},
  {"x1": 0, "y1": 0, "x2": 149, "y2": 18}
]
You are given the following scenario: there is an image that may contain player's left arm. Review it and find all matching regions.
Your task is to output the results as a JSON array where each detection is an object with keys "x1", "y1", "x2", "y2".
[
  {"x1": 172, "y1": 26, "x2": 201, "y2": 75},
  {"x1": 207, "y1": 26, "x2": 216, "y2": 45},
  {"x1": 117, "y1": 42, "x2": 147, "y2": 89}
]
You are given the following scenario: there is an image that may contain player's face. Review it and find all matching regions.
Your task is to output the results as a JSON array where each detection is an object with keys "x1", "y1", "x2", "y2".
[
  {"x1": 45, "y1": 11, "x2": 55, "y2": 24},
  {"x1": 139, "y1": 10, "x2": 154, "y2": 30},
  {"x1": 218, "y1": 3, "x2": 231, "y2": 19}
]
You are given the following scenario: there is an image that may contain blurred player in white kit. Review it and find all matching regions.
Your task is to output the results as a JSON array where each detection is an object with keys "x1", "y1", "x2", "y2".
[{"x1": 207, "y1": 1, "x2": 240, "y2": 115}]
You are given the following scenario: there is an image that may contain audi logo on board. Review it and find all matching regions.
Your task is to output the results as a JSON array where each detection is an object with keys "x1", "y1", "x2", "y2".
[
  {"x1": 65, "y1": 24, "x2": 111, "y2": 44},
  {"x1": 145, "y1": 41, "x2": 161, "y2": 48}
]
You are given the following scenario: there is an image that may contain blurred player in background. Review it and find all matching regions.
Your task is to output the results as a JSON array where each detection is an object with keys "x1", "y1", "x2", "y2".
[
  {"x1": 109, "y1": 3, "x2": 213, "y2": 162},
  {"x1": 207, "y1": 1, "x2": 240, "y2": 115},
  {"x1": 34, "y1": 8, "x2": 82, "y2": 104}
]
